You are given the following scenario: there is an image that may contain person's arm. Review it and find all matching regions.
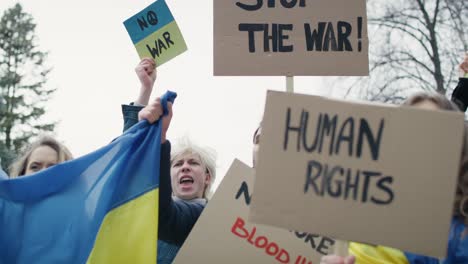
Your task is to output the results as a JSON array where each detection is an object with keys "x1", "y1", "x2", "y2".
[
  {"x1": 122, "y1": 58, "x2": 157, "y2": 132},
  {"x1": 451, "y1": 54, "x2": 468, "y2": 112},
  {"x1": 134, "y1": 58, "x2": 156, "y2": 105},
  {"x1": 451, "y1": 79, "x2": 468, "y2": 112},
  {"x1": 122, "y1": 104, "x2": 144, "y2": 132},
  {"x1": 138, "y1": 98, "x2": 171, "y2": 143},
  {"x1": 138, "y1": 96, "x2": 200, "y2": 246}
]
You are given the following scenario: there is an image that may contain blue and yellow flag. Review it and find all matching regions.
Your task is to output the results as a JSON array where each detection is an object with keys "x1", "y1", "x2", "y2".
[
  {"x1": 350, "y1": 243, "x2": 410, "y2": 264},
  {"x1": 350, "y1": 218, "x2": 468, "y2": 264},
  {"x1": 0, "y1": 105, "x2": 171, "y2": 263}
]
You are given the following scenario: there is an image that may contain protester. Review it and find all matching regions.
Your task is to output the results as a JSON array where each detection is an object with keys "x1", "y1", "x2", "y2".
[
  {"x1": 451, "y1": 53, "x2": 468, "y2": 111},
  {"x1": 170, "y1": 139, "x2": 216, "y2": 200},
  {"x1": 319, "y1": 92, "x2": 467, "y2": 264},
  {"x1": 123, "y1": 58, "x2": 216, "y2": 264},
  {"x1": 9, "y1": 135, "x2": 73, "y2": 178}
]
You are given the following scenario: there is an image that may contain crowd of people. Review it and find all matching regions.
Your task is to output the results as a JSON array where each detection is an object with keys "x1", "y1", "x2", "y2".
[{"x1": 4, "y1": 54, "x2": 468, "y2": 263}]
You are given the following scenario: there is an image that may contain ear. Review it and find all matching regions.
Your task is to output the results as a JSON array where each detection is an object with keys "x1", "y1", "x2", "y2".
[
  {"x1": 202, "y1": 173, "x2": 212, "y2": 199},
  {"x1": 204, "y1": 172, "x2": 211, "y2": 186}
]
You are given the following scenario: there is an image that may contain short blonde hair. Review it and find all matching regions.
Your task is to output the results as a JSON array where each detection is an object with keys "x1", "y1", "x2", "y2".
[
  {"x1": 171, "y1": 138, "x2": 217, "y2": 199},
  {"x1": 9, "y1": 135, "x2": 73, "y2": 178}
]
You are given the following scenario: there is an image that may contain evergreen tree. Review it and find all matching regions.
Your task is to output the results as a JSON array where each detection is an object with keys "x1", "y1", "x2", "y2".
[{"x1": 0, "y1": 3, "x2": 55, "y2": 170}]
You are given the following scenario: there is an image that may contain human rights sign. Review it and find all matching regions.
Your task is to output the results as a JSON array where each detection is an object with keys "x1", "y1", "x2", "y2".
[{"x1": 250, "y1": 91, "x2": 464, "y2": 258}]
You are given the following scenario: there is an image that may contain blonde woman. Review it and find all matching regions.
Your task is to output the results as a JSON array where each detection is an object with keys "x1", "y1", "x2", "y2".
[{"x1": 9, "y1": 135, "x2": 72, "y2": 178}]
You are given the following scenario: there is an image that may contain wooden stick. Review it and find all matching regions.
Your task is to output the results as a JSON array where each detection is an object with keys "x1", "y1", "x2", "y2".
[
  {"x1": 286, "y1": 76, "x2": 294, "y2": 93},
  {"x1": 333, "y1": 240, "x2": 349, "y2": 257}
]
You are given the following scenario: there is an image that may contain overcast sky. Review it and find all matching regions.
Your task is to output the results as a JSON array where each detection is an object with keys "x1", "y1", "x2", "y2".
[{"x1": 0, "y1": 0, "x2": 339, "y2": 187}]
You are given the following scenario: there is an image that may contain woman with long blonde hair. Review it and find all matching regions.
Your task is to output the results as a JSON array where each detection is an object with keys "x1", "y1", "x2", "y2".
[{"x1": 9, "y1": 135, "x2": 72, "y2": 178}]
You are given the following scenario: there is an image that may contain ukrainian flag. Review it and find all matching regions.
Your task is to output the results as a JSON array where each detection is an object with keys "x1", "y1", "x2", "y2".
[
  {"x1": 0, "y1": 94, "x2": 173, "y2": 264},
  {"x1": 350, "y1": 243, "x2": 410, "y2": 264},
  {"x1": 350, "y1": 220, "x2": 468, "y2": 264}
]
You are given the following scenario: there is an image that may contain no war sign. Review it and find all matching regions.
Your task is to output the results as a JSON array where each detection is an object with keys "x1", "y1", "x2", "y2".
[{"x1": 124, "y1": 0, "x2": 187, "y2": 67}]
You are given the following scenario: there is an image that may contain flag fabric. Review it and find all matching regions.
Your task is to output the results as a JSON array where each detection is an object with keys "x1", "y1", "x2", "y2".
[
  {"x1": 0, "y1": 91, "x2": 176, "y2": 264},
  {"x1": 350, "y1": 217, "x2": 468, "y2": 264},
  {"x1": 350, "y1": 243, "x2": 409, "y2": 264}
]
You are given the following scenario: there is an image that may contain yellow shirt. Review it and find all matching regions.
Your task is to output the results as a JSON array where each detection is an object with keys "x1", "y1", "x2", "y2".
[{"x1": 350, "y1": 242, "x2": 409, "y2": 264}]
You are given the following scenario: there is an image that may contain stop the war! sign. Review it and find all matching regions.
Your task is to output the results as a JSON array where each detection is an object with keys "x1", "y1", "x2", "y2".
[{"x1": 214, "y1": 0, "x2": 369, "y2": 76}]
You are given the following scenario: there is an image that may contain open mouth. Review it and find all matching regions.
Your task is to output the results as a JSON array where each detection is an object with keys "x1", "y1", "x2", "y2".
[{"x1": 179, "y1": 175, "x2": 194, "y2": 185}]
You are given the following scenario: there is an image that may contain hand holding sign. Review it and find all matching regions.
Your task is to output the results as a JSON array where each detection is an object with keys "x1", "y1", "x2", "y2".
[
  {"x1": 134, "y1": 58, "x2": 157, "y2": 105},
  {"x1": 124, "y1": 0, "x2": 187, "y2": 67},
  {"x1": 460, "y1": 53, "x2": 468, "y2": 78}
]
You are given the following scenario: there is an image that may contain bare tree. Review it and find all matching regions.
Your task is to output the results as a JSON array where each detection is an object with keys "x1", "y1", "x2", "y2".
[{"x1": 339, "y1": 0, "x2": 467, "y2": 103}]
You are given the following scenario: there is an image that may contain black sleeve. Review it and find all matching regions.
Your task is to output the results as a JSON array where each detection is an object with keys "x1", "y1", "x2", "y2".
[
  {"x1": 158, "y1": 140, "x2": 205, "y2": 246},
  {"x1": 121, "y1": 104, "x2": 144, "y2": 132},
  {"x1": 159, "y1": 141, "x2": 173, "y2": 212},
  {"x1": 451, "y1": 78, "x2": 468, "y2": 112}
]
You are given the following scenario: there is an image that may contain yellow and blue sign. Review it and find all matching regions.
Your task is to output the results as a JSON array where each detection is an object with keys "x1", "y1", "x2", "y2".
[{"x1": 124, "y1": 0, "x2": 187, "y2": 67}]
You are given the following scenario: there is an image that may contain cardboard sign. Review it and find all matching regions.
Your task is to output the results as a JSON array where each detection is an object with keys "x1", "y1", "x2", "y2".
[
  {"x1": 214, "y1": 0, "x2": 368, "y2": 76},
  {"x1": 124, "y1": 0, "x2": 187, "y2": 67},
  {"x1": 174, "y1": 160, "x2": 335, "y2": 264},
  {"x1": 249, "y1": 91, "x2": 465, "y2": 258}
]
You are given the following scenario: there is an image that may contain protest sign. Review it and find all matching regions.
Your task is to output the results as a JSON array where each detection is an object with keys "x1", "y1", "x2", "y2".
[
  {"x1": 249, "y1": 91, "x2": 464, "y2": 257},
  {"x1": 174, "y1": 159, "x2": 335, "y2": 264},
  {"x1": 214, "y1": 0, "x2": 368, "y2": 76},
  {"x1": 124, "y1": 0, "x2": 187, "y2": 67}
]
